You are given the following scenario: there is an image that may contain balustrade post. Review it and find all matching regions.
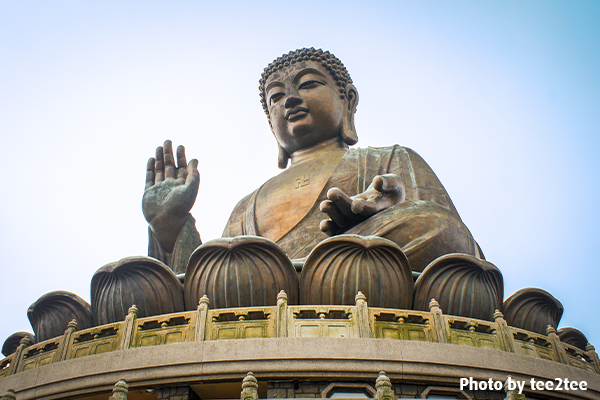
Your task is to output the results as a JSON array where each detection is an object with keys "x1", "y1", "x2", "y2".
[
  {"x1": 55, "y1": 319, "x2": 77, "y2": 362},
  {"x1": 503, "y1": 376, "x2": 525, "y2": 400},
  {"x1": 375, "y1": 371, "x2": 394, "y2": 400},
  {"x1": 585, "y1": 343, "x2": 600, "y2": 374},
  {"x1": 493, "y1": 310, "x2": 516, "y2": 353},
  {"x1": 240, "y1": 372, "x2": 259, "y2": 400},
  {"x1": 196, "y1": 295, "x2": 210, "y2": 342},
  {"x1": 109, "y1": 379, "x2": 129, "y2": 400},
  {"x1": 429, "y1": 299, "x2": 449, "y2": 344},
  {"x1": 355, "y1": 292, "x2": 371, "y2": 338},
  {"x1": 546, "y1": 325, "x2": 568, "y2": 364},
  {"x1": 276, "y1": 290, "x2": 288, "y2": 337},
  {"x1": 9, "y1": 336, "x2": 32, "y2": 375},
  {"x1": 120, "y1": 305, "x2": 138, "y2": 350}
]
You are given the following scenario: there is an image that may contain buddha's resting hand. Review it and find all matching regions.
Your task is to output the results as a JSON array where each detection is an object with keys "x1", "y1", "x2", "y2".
[
  {"x1": 142, "y1": 140, "x2": 199, "y2": 252},
  {"x1": 319, "y1": 174, "x2": 405, "y2": 236}
]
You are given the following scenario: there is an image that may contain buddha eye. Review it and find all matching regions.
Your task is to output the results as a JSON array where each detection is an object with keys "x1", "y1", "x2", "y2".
[
  {"x1": 269, "y1": 92, "x2": 284, "y2": 105},
  {"x1": 299, "y1": 80, "x2": 324, "y2": 90}
]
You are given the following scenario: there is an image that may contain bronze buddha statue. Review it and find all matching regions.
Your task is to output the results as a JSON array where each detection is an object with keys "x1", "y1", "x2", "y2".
[
  {"x1": 8, "y1": 49, "x2": 570, "y2": 347},
  {"x1": 143, "y1": 47, "x2": 483, "y2": 275}
]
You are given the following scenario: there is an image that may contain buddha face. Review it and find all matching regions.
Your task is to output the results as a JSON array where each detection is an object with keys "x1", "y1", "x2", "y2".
[{"x1": 265, "y1": 61, "x2": 351, "y2": 155}]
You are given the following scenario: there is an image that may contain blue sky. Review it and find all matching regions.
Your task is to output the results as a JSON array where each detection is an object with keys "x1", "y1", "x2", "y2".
[{"x1": 1, "y1": 1, "x2": 598, "y2": 354}]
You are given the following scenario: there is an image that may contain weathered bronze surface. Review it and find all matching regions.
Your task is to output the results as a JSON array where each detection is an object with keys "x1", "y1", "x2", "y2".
[
  {"x1": 4, "y1": 48, "x2": 585, "y2": 356},
  {"x1": 503, "y1": 287, "x2": 564, "y2": 335},
  {"x1": 413, "y1": 254, "x2": 503, "y2": 321},
  {"x1": 299, "y1": 234, "x2": 413, "y2": 308},
  {"x1": 184, "y1": 236, "x2": 299, "y2": 309},
  {"x1": 27, "y1": 291, "x2": 93, "y2": 343},
  {"x1": 142, "y1": 48, "x2": 482, "y2": 280},
  {"x1": 91, "y1": 256, "x2": 184, "y2": 326}
]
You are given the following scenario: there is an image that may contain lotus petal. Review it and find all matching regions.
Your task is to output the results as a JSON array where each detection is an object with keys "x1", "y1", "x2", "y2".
[
  {"x1": 503, "y1": 288, "x2": 563, "y2": 335},
  {"x1": 558, "y1": 327, "x2": 588, "y2": 351},
  {"x1": 91, "y1": 256, "x2": 184, "y2": 325},
  {"x1": 184, "y1": 236, "x2": 298, "y2": 309},
  {"x1": 300, "y1": 235, "x2": 413, "y2": 308},
  {"x1": 2, "y1": 331, "x2": 34, "y2": 356},
  {"x1": 28, "y1": 291, "x2": 92, "y2": 342},
  {"x1": 413, "y1": 253, "x2": 503, "y2": 321}
]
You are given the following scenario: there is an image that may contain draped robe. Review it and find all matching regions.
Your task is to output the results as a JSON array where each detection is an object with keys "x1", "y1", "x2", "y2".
[{"x1": 222, "y1": 145, "x2": 482, "y2": 271}]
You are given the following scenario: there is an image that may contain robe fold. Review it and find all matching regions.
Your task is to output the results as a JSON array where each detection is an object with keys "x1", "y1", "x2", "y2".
[{"x1": 222, "y1": 145, "x2": 481, "y2": 271}]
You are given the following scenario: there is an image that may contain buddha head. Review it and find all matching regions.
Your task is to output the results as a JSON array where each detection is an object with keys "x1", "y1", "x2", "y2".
[{"x1": 259, "y1": 48, "x2": 359, "y2": 168}]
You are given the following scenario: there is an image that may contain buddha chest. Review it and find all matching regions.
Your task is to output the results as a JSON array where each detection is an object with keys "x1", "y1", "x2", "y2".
[{"x1": 255, "y1": 153, "x2": 343, "y2": 243}]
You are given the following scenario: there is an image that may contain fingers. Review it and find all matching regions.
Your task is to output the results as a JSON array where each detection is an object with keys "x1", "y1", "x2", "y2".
[
  {"x1": 176, "y1": 145, "x2": 188, "y2": 179},
  {"x1": 155, "y1": 146, "x2": 164, "y2": 183},
  {"x1": 185, "y1": 159, "x2": 200, "y2": 188},
  {"x1": 319, "y1": 188, "x2": 364, "y2": 234},
  {"x1": 373, "y1": 174, "x2": 404, "y2": 195},
  {"x1": 320, "y1": 199, "x2": 353, "y2": 229},
  {"x1": 319, "y1": 219, "x2": 339, "y2": 236},
  {"x1": 145, "y1": 158, "x2": 155, "y2": 189},
  {"x1": 351, "y1": 198, "x2": 379, "y2": 216},
  {"x1": 163, "y1": 140, "x2": 176, "y2": 179},
  {"x1": 326, "y1": 188, "x2": 355, "y2": 217}
]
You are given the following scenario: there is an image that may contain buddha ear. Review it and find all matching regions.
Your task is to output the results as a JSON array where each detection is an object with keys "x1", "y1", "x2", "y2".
[
  {"x1": 277, "y1": 143, "x2": 290, "y2": 169},
  {"x1": 341, "y1": 84, "x2": 359, "y2": 146},
  {"x1": 269, "y1": 118, "x2": 290, "y2": 169}
]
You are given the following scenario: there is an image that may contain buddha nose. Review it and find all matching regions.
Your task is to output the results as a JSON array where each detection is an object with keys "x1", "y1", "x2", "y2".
[{"x1": 284, "y1": 94, "x2": 302, "y2": 109}]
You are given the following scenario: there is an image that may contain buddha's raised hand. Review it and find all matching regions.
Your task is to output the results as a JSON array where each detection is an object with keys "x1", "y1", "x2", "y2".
[
  {"x1": 319, "y1": 174, "x2": 405, "y2": 236},
  {"x1": 142, "y1": 140, "x2": 199, "y2": 251}
]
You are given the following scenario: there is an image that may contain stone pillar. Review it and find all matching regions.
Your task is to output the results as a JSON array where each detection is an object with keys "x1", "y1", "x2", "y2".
[
  {"x1": 503, "y1": 377, "x2": 525, "y2": 400},
  {"x1": 241, "y1": 372, "x2": 259, "y2": 400},
  {"x1": 585, "y1": 343, "x2": 600, "y2": 373},
  {"x1": 1, "y1": 389, "x2": 16, "y2": 400},
  {"x1": 120, "y1": 305, "x2": 138, "y2": 350},
  {"x1": 546, "y1": 325, "x2": 568, "y2": 364},
  {"x1": 493, "y1": 310, "x2": 516, "y2": 353},
  {"x1": 276, "y1": 291, "x2": 288, "y2": 337},
  {"x1": 109, "y1": 379, "x2": 128, "y2": 400},
  {"x1": 9, "y1": 336, "x2": 32, "y2": 375},
  {"x1": 375, "y1": 371, "x2": 395, "y2": 400},
  {"x1": 55, "y1": 319, "x2": 77, "y2": 362},
  {"x1": 355, "y1": 292, "x2": 371, "y2": 338},
  {"x1": 196, "y1": 295, "x2": 210, "y2": 342},
  {"x1": 429, "y1": 299, "x2": 449, "y2": 344}
]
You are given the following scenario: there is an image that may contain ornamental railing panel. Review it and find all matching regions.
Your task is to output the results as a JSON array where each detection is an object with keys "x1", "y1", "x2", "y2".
[
  {"x1": 69, "y1": 323, "x2": 121, "y2": 359},
  {"x1": 1, "y1": 292, "x2": 598, "y2": 378}
]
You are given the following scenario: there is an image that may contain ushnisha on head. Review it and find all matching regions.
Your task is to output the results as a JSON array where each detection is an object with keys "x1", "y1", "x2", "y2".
[{"x1": 259, "y1": 48, "x2": 359, "y2": 168}]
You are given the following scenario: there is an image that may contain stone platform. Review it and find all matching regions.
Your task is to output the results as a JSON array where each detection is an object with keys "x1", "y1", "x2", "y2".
[{"x1": 1, "y1": 294, "x2": 598, "y2": 399}]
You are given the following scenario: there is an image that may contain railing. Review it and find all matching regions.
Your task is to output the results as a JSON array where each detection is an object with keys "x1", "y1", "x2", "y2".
[{"x1": 1, "y1": 292, "x2": 598, "y2": 378}]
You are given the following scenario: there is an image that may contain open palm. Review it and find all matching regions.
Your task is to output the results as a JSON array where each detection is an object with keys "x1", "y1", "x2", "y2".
[{"x1": 142, "y1": 140, "x2": 199, "y2": 251}]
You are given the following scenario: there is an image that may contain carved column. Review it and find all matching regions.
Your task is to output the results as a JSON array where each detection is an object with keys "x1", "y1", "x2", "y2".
[
  {"x1": 429, "y1": 299, "x2": 449, "y2": 344},
  {"x1": 355, "y1": 292, "x2": 371, "y2": 338},
  {"x1": 585, "y1": 343, "x2": 600, "y2": 374},
  {"x1": 276, "y1": 291, "x2": 288, "y2": 337},
  {"x1": 503, "y1": 377, "x2": 525, "y2": 400},
  {"x1": 9, "y1": 336, "x2": 32, "y2": 375},
  {"x1": 241, "y1": 372, "x2": 259, "y2": 400},
  {"x1": 546, "y1": 325, "x2": 568, "y2": 364},
  {"x1": 109, "y1": 379, "x2": 128, "y2": 400},
  {"x1": 195, "y1": 295, "x2": 209, "y2": 342},
  {"x1": 375, "y1": 372, "x2": 395, "y2": 400},
  {"x1": 55, "y1": 319, "x2": 77, "y2": 362},
  {"x1": 120, "y1": 305, "x2": 138, "y2": 350},
  {"x1": 493, "y1": 310, "x2": 516, "y2": 353}
]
